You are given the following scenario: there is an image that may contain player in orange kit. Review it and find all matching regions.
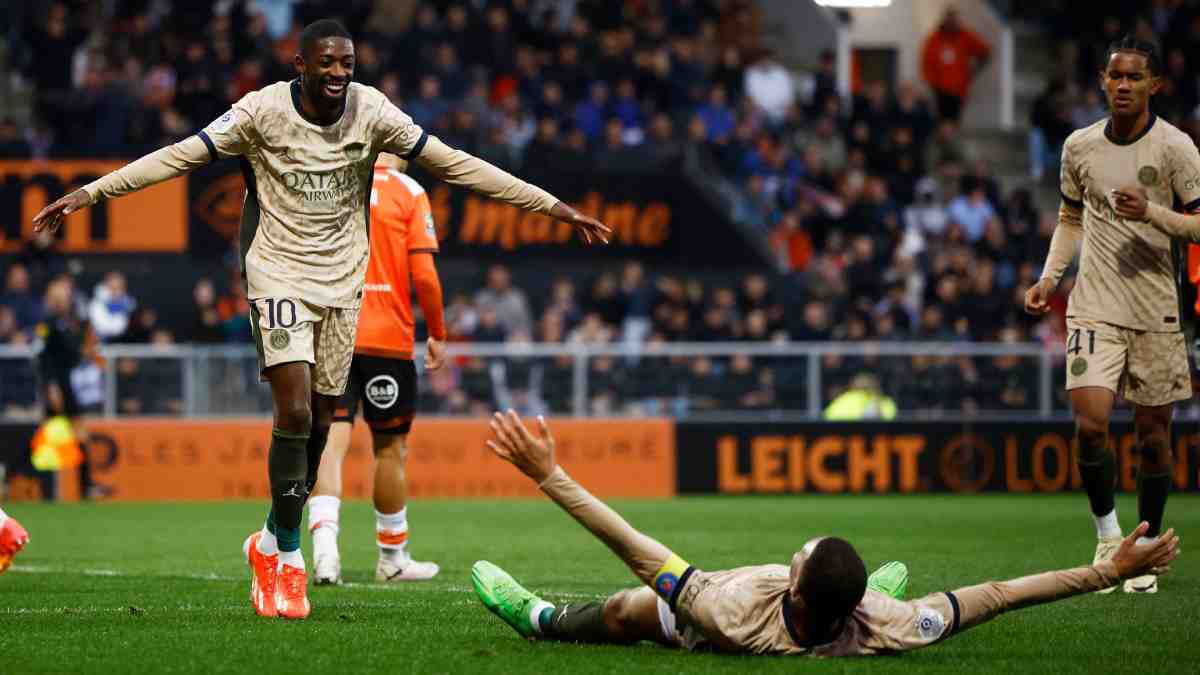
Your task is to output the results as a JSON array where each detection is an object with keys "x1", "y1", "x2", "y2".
[{"x1": 306, "y1": 154, "x2": 446, "y2": 584}]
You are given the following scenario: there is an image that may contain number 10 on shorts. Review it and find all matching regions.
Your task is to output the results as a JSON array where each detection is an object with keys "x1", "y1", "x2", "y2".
[{"x1": 263, "y1": 298, "x2": 298, "y2": 329}]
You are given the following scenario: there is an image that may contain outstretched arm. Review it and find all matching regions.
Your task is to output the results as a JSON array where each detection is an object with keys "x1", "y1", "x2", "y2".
[
  {"x1": 415, "y1": 137, "x2": 610, "y2": 244},
  {"x1": 487, "y1": 411, "x2": 682, "y2": 590},
  {"x1": 944, "y1": 522, "x2": 1178, "y2": 635},
  {"x1": 33, "y1": 135, "x2": 213, "y2": 233}
]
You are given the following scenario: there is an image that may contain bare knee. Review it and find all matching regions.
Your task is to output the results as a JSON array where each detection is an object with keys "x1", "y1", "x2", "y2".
[
  {"x1": 1134, "y1": 409, "x2": 1173, "y2": 473},
  {"x1": 373, "y1": 433, "x2": 408, "y2": 462},
  {"x1": 275, "y1": 397, "x2": 312, "y2": 434},
  {"x1": 1138, "y1": 436, "x2": 1174, "y2": 474},
  {"x1": 602, "y1": 589, "x2": 644, "y2": 640}
]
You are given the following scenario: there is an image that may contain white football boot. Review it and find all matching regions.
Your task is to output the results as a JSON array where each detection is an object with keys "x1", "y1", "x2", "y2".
[{"x1": 375, "y1": 555, "x2": 440, "y2": 582}]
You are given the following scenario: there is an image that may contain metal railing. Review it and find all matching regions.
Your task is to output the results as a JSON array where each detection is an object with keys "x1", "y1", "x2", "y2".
[{"x1": 0, "y1": 340, "x2": 1094, "y2": 421}]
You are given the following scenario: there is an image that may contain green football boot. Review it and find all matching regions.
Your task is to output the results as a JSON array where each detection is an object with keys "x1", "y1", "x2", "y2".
[
  {"x1": 867, "y1": 561, "x2": 909, "y2": 600},
  {"x1": 472, "y1": 560, "x2": 544, "y2": 638}
]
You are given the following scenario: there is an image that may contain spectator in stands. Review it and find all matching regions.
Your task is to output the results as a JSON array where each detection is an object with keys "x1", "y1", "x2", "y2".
[
  {"x1": 743, "y1": 48, "x2": 795, "y2": 124},
  {"x1": 824, "y1": 373, "x2": 897, "y2": 420},
  {"x1": 946, "y1": 177, "x2": 997, "y2": 243},
  {"x1": 1, "y1": 264, "x2": 42, "y2": 332},
  {"x1": 475, "y1": 265, "x2": 532, "y2": 337},
  {"x1": 473, "y1": 306, "x2": 508, "y2": 343},
  {"x1": 0, "y1": 118, "x2": 31, "y2": 158},
  {"x1": 89, "y1": 271, "x2": 136, "y2": 341},
  {"x1": 920, "y1": 7, "x2": 991, "y2": 121},
  {"x1": 118, "y1": 306, "x2": 160, "y2": 344},
  {"x1": 408, "y1": 74, "x2": 449, "y2": 129},
  {"x1": 574, "y1": 81, "x2": 610, "y2": 142},
  {"x1": 189, "y1": 278, "x2": 224, "y2": 344},
  {"x1": 696, "y1": 84, "x2": 736, "y2": 142}
]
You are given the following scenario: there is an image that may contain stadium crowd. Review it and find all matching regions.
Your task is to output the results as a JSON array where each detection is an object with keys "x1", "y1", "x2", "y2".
[
  {"x1": 1024, "y1": 1, "x2": 1200, "y2": 180},
  {"x1": 0, "y1": 1, "x2": 1085, "y2": 417}
]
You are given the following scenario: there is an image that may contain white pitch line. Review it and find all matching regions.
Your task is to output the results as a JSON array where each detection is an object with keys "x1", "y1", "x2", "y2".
[{"x1": 7, "y1": 564, "x2": 605, "y2": 599}]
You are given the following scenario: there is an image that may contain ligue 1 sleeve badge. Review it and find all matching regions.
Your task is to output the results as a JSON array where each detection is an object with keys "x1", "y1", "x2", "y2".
[{"x1": 210, "y1": 110, "x2": 237, "y2": 134}]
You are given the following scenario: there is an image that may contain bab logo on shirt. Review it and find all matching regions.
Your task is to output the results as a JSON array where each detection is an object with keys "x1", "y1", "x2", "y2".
[{"x1": 366, "y1": 375, "x2": 399, "y2": 409}]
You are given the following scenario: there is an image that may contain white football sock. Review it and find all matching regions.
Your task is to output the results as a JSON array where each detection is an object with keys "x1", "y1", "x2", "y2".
[
  {"x1": 257, "y1": 524, "x2": 279, "y2": 556},
  {"x1": 308, "y1": 496, "x2": 341, "y2": 559},
  {"x1": 376, "y1": 507, "x2": 409, "y2": 562},
  {"x1": 0, "y1": 506, "x2": 8, "y2": 526},
  {"x1": 529, "y1": 600, "x2": 554, "y2": 636},
  {"x1": 1093, "y1": 509, "x2": 1120, "y2": 540},
  {"x1": 307, "y1": 495, "x2": 341, "y2": 532},
  {"x1": 278, "y1": 548, "x2": 305, "y2": 570}
]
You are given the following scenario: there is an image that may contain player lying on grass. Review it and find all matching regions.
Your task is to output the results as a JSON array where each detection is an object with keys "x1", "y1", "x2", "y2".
[
  {"x1": 474, "y1": 411, "x2": 1180, "y2": 656},
  {"x1": 0, "y1": 506, "x2": 30, "y2": 574}
]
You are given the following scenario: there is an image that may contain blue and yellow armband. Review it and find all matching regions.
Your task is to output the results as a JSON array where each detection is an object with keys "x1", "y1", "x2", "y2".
[{"x1": 652, "y1": 553, "x2": 695, "y2": 610}]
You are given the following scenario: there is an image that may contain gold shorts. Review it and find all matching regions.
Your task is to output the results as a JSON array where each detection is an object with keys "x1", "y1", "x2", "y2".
[
  {"x1": 1064, "y1": 318, "x2": 1191, "y2": 407},
  {"x1": 250, "y1": 297, "x2": 360, "y2": 396}
]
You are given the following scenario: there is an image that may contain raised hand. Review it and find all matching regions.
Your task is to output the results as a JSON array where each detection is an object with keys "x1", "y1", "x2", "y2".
[
  {"x1": 550, "y1": 201, "x2": 611, "y2": 245},
  {"x1": 1112, "y1": 186, "x2": 1148, "y2": 221},
  {"x1": 486, "y1": 410, "x2": 557, "y2": 483},
  {"x1": 425, "y1": 336, "x2": 446, "y2": 371},
  {"x1": 1111, "y1": 522, "x2": 1180, "y2": 579},
  {"x1": 32, "y1": 189, "x2": 92, "y2": 233},
  {"x1": 1023, "y1": 278, "x2": 1055, "y2": 315}
]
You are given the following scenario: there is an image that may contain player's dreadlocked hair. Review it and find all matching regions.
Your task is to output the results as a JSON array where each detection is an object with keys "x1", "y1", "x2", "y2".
[
  {"x1": 1106, "y1": 34, "x2": 1162, "y2": 75},
  {"x1": 299, "y1": 19, "x2": 352, "y2": 56},
  {"x1": 796, "y1": 537, "x2": 868, "y2": 627}
]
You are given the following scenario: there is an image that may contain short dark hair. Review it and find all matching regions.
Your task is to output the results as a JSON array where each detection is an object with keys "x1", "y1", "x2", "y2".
[
  {"x1": 796, "y1": 537, "x2": 867, "y2": 625},
  {"x1": 299, "y1": 19, "x2": 352, "y2": 57},
  {"x1": 1105, "y1": 34, "x2": 1162, "y2": 75}
]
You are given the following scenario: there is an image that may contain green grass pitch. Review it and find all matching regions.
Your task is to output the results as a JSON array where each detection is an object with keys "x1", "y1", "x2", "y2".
[{"x1": 2, "y1": 494, "x2": 1197, "y2": 673}]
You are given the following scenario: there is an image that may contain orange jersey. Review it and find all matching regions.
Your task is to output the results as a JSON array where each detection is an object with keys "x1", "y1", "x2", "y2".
[{"x1": 355, "y1": 168, "x2": 441, "y2": 359}]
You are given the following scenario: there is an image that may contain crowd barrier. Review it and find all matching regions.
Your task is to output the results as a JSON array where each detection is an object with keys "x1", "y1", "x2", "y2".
[{"x1": 2, "y1": 419, "x2": 1197, "y2": 501}]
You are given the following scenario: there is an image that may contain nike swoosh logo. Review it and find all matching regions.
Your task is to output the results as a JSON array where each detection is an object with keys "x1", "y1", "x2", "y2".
[{"x1": 1129, "y1": 583, "x2": 1156, "y2": 592}]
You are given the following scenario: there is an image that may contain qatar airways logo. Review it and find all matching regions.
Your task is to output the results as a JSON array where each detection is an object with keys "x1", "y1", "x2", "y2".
[{"x1": 281, "y1": 165, "x2": 360, "y2": 202}]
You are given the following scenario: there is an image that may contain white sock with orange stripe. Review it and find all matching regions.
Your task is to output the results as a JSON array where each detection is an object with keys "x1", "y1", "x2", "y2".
[
  {"x1": 376, "y1": 508, "x2": 410, "y2": 563},
  {"x1": 308, "y1": 496, "x2": 341, "y2": 561}
]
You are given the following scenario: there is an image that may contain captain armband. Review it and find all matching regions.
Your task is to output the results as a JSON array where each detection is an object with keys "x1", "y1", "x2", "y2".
[{"x1": 652, "y1": 553, "x2": 695, "y2": 609}]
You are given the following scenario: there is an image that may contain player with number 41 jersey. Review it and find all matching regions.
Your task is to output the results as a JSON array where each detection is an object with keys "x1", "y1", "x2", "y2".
[{"x1": 1025, "y1": 36, "x2": 1197, "y2": 596}]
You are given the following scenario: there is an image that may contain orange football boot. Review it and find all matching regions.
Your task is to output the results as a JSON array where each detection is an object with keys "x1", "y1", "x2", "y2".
[
  {"x1": 243, "y1": 531, "x2": 278, "y2": 617},
  {"x1": 275, "y1": 563, "x2": 311, "y2": 619},
  {"x1": 0, "y1": 517, "x2": 30, "y2": 574}
]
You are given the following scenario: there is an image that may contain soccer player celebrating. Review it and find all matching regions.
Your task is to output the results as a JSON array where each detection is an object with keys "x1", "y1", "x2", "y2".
[
  {"x1": 1025, "y1": 36, "x2": 1198, "y2": 594},
  {"x1": 474, "y1": 411, "x2": 1179, "y2": 656},
  {"x1": 306, "y1": 155, "x2": 444, "y2": 584},
  {"x1": 0, "y1": 507, "x2": 31, "y2": 574},
  {"x1": 32, "y1": 19, "x2": 609, "y2": 619}
]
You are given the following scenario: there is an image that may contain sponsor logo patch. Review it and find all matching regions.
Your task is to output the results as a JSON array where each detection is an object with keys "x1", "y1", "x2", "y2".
[
  {"x1": 269, "y1": 329, "x2": 290, "y2": 350},
  {"x1": 1071, "y1": 357, "x2": 1088, "y2": 376},
  {"x1": 425, "y1": 211, "x2": 435, "y2": 234},
  {"x1": 365, "y1": 375, "x2": 399, "y2": 409}
]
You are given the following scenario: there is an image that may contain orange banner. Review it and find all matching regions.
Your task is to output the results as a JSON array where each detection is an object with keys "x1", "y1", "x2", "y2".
[
  {"x1": 80, "y1": 418, "x2": 674, "y2": 501},
  {"x1": 0, "y1": 160, "x2": 187, "y2": 252}
]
